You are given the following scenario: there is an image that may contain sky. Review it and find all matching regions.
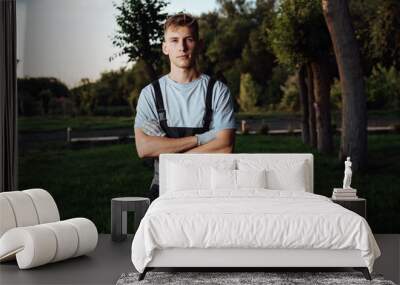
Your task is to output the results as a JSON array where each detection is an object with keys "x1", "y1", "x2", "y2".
[{"x1": 16, "y1": 0, "x2": 217, "y2": 87}]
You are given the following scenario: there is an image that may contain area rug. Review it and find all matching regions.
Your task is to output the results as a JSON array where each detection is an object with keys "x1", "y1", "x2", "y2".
[{"x1": 116, "y1": 271, "x2": 396, "y2": 285}]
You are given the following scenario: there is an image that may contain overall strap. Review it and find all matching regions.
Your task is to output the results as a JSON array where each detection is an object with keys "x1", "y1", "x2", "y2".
[
  {"x1": 203, "y1": 77, "x2": 216, "y2": 130},
  {"x1": 151, "y1": 80, "x2": 169, "y2": 133}
]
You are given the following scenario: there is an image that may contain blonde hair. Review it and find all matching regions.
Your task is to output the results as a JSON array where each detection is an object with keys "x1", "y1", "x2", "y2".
[{"x1": 164, "y1": 13, "x2": 199, "y2": 40}]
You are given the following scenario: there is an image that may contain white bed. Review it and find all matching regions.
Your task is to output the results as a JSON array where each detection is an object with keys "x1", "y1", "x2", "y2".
[{"x1": 131, "y1": 153, "x2": 380, "y2": 280}]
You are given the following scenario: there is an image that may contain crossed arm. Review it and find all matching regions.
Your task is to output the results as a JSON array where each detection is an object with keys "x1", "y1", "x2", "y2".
[{"x1": 134, "y1": 127, "x2": 235, "y2": 158}]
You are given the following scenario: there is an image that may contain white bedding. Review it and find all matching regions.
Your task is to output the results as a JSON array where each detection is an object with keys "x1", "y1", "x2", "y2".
[{"x1": 131, "y1": 190, "x2": 380, "y2": 273}]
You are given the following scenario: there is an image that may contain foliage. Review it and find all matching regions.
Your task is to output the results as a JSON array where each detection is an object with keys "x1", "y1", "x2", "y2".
[
  {"x1": 330, "y1": 79, "x2": 342, "y2": 110},
  {"x1": 268, "y1": 0, "x2": 332, "y2": 67},
  {"x1": 129, "y1": 60, "x2": 153, "y2": 109},
  {"x1": 18, "y1": 77, "x2": 70, "y2": 99},
  {"x1": 38, "y1": 89, "x2": 52, "y2": 115},
  {"x1": 112, "y1": 0, "x2": 168, "y2": 78},
  {"x1": 350, "y1": 0, "x2": 400, "y2": 73},
  {"x1": 239, "y1": 73, "x2": 260, "y2": 112},
  {"x1": 263, "y1": 65, "x2": 291, "y2": 110},
  {"x1": 18, "y1": 0, "x2": 400, "y2": 117},
  {"x1": 197, "y1": 12, "x2": 220, "y2": 76},
  {"x1": 18, "y1": 77, "x2": 70, "y2": 116},
  {"x1": 18, "y1": 92, "x2": 42, "y2": 116},
  {"x1": 348, "y1": 0, "x2": 378, "y2": 74},
  {"x1": 71, "y1": 78, "x2": 97, "y2": 115},
  {"x1": 368, "y1": 0, "x2": 400, "y2": 70},
  {"x1": 331, "y1": 65, "x2": 400, "y2": 110},
  {"x1": 199, "y1": 0, "x2": 277, "y2": 107},
  {"x1": 241, "y1": 27, "x2": 276, "y2": 84},
  {"x1": 48, "y1": 97, "x2": 76, "y2": 116},
  {"x1": 95, "y1": 70, "x2": 126, "y2": 106},
  {"x1": 278, "y1": 74, "x2": 300, "y2": 112},
  {"x1": 366, "y1": 64, "x2": 400, "y2": 109},
  {"x1": 205, "y1": 3, "x2": 256, "y2": 80},
  {"x1": 70, "y1": 64, "x2": 151, "y2": 115},
  {"x1": 222, "y1": 62, "x2": 241, "y2": 109}
]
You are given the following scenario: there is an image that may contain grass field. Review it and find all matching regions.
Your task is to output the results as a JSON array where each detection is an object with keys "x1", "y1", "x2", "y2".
[
  {"x1": 18, "y1": 134, "x2": 400, "y2": 234},
  {"x1": 18, "y1": 116, "x2": 135, "y2": 133},
  {"x1": 18, "y1": 109, "x2": 399, "y2": 132}
]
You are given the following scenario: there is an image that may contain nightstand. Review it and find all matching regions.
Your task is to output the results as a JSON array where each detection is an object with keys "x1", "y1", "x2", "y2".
[
  {"x1": 111, "y1": 197, "x2": 150, "y2": 242},
  {"x1": 331, "y1": 198, "x2": 367, "y2": 219}
]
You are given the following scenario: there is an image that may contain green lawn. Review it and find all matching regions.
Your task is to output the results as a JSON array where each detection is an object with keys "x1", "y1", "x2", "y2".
[
  {"x1": 18, "y1": 134, "x2": 400, "y2": 234},
  {"x1": 18, "y1": 116, "x2": 135, "y2": 133},
  {"x1": 18, "y1": 109, "x2": 399, "y2": 133}
]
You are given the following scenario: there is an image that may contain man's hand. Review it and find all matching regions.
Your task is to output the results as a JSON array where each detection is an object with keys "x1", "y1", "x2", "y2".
[
  {"x1": 142, "y1": 120, "x2": 166, "y2": 137},
  {"x1": 186, "y1": 129, "x2": 235, "y2": 153},
  {"x1": 195, "y1": 129, "x2": 217, "y2": 145},
  {"x1": 134, "y1": 127, "x2": 197, "y2": 158}
]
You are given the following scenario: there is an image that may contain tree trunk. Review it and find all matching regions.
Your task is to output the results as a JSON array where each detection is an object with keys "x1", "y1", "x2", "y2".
[
  {"x1": 322, "y1": 0, "x2": 367, "y2": 171},
  {"x1": 306, "y1": 63, "x2": 317, "y2": 148},
  {"x1": 297, "y1": 65, "x2": 310, "y2": 145},
  {"x1": 143, "y1": 60, "x2": 157, "y2": 81},
  {"x1": 311, "y1": 58, "x2": 333, "y2": 154}
]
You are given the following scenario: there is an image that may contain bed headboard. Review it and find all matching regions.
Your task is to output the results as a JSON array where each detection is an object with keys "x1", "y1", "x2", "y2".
[{"x1": 159, "y1": 153, "x2": 314, "y2": 195}]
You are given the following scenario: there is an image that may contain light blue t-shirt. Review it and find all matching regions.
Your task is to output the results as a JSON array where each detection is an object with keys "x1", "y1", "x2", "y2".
[{"x1": 134, "y1": 74, "x2": 236, "y2": 131}]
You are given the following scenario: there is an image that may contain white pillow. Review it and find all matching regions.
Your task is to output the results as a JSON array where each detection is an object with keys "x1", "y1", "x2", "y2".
[
  {"x1": 236, "y1": 169, "x2": 267, "y2": 189},
  {"x1": 166, "y1": 160, "x2": 235, "y2": 192},
  {"x1": 211, "y1": 168, "x2": 236, "y2": 190},
  {"x1": 211, "y1": 168, "x2": 267, "y2": 191},
  {"x1": 238, "y1": 159, "x2": 308, "y2": 191}
]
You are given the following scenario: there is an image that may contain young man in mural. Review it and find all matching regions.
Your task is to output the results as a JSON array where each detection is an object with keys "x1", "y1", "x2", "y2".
[{"x1": 134, "y1": 13, "x2": 236, "y2": 202}]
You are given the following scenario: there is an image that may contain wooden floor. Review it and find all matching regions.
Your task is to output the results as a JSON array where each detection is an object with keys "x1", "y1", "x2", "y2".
[{"x1": 0, "y1": 234, "x2": 399, "y2": 285}]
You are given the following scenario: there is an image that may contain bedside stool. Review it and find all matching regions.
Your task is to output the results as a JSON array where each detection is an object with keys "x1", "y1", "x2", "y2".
[
  {"x1": 111, "y1": 197, "x2": 150, "y2": 242},
  {"x1": 331, "y1": 198, "x2": 366, "y2": 219}
]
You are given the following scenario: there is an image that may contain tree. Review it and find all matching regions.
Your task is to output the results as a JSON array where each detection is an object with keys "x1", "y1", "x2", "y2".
[
  {"x1": 206, "y1": 8, "x2": 254, "y2": 72},
  {"x1": 18, "y1": 77, "x2": 70, "y2": 100},
  {"x1": 38, "y1": 89, "x2": 52, "y2": 115},
  {"x1": 241, "y1": 28, "x2": 276, "y2": 86},
  {"x1": 239, "y1": 73, "x2": 260, "y2": 112},
  {"x1": 366, "y1": 64, "x2": 400, "y2": 110},
  {"x1": 241, "y1": 0, "x2": 276, "y2": 86},
  {"x1": 72, "y1": 78, "x2": 97, "y2": 115},
  {"x1": 269, "y1": 0, "x2": 334, "y2": 153},
  {"x1": 263, "y1": 65, "x2": 290, "y2": 110},
  {"x1": 197, "y1": 12, "x2": 220, "y2": 76},
  {"x1": 322, "y1": 0, "x2": 367, "y2": 171},
  {"x1": 278, "y1": 74, "x2": 300, "y2": 112},
  {"x1": 95, "y1": 70, "x2": 124, "y2": 106},
  {"x1": 127, "y1": 61, "x2": 155, "y2": 112},
  {"x1": 310, "y1": 56, "x2": 334, "y2": 152},
  {"x1": 17, "y1": 77, "x2": 70, "y2": 116},
  {"x1": 347, "y1": 0, "x2": 400, "y2": 74},
  {"x1": 368, "y1": 0, "x2": 400, "y2": 70},
  {"x1": 200, "y1": 0, "x2": 277, "y2": 109},
  {"x1": 204, "y1": 0, "x2": 258, "y2": 101},
  {"x1": 306, "y1": 65, "x2": 317, "y2": 147},
  {"x1": 297, "y1": 65, "x2": 310, "y2": 144},
  {"x1": 112, "y1": 0, "x2": 168, "y2": 81}
]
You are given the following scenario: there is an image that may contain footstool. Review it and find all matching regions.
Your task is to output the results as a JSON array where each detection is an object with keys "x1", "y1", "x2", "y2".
[
  {"x1": 0, "y1": 189, "x2": 98, "y2": 269},
  {"x1": 111, "y1": 197, "x2": 150, "y2": 242}
]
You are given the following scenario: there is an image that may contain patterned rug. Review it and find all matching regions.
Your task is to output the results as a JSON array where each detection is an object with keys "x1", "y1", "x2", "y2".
[{"x1": 116, "y1": 271, "x2": 396, "y2": 285}]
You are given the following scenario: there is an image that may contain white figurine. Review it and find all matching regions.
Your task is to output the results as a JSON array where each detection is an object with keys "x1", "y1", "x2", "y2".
[{"x1": 342, "y1": 157, "x2": 352, "y2": 189}]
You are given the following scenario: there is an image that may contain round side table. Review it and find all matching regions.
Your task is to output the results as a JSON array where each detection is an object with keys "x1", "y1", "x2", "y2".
[{"x1": 111, "y1": 197, "x2": 150, "y2": 242}]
